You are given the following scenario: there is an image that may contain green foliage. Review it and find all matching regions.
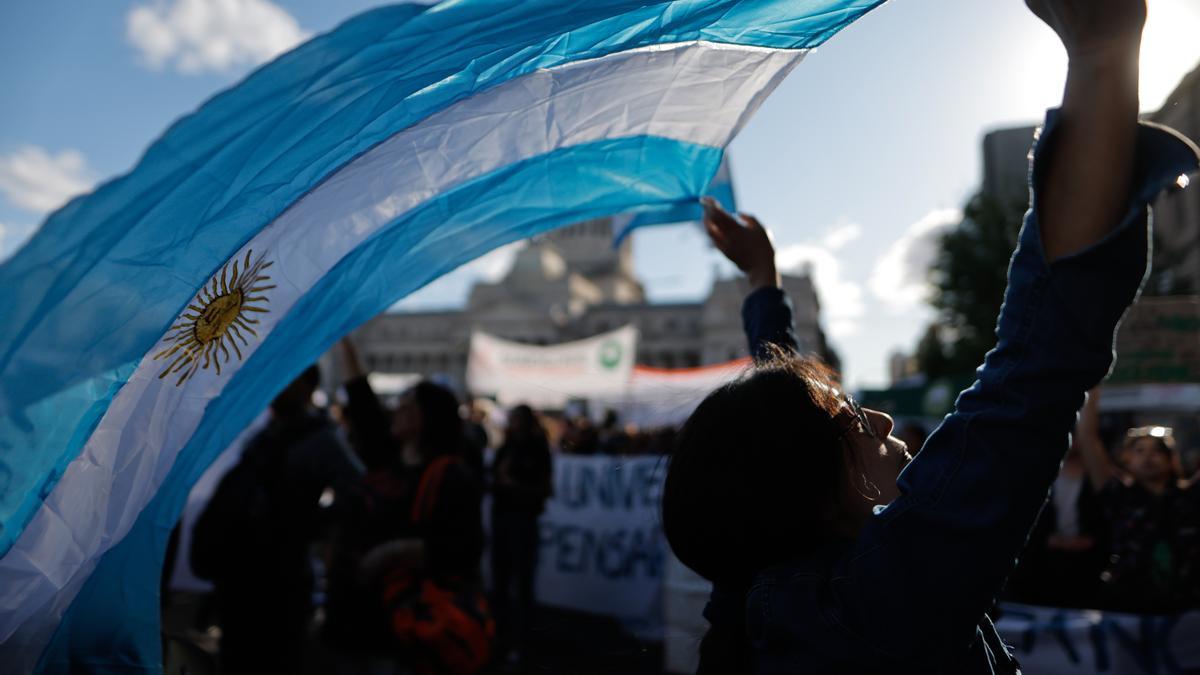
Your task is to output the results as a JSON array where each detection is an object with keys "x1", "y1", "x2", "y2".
[
  {"x1": 917, "y1": 193, "x2": 1025, "y2": 378},
  {"x1": 914, "y1": 324, "x2": 953, "y2": 380}
]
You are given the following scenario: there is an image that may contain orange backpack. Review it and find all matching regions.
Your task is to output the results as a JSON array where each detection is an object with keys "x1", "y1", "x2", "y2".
[{"x1": 381, "y1": 456, "x2": 495, "y2": 674}]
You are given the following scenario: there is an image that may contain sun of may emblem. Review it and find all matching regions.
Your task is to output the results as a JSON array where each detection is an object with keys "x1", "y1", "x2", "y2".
[{"x1": 154, "y1": 249, "x2": 275, "y2": 385}]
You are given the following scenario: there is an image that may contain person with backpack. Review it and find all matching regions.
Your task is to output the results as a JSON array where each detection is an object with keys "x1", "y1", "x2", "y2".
[
  {"x1": 661, "y1": 0, "x2": 1199, "y2": 672},
  {"x1": 325, "y1": 339, "x2": 492, "y2": 675},
  {"x1": 191, "y1": 364, "x2": 361, "y2": 675}
]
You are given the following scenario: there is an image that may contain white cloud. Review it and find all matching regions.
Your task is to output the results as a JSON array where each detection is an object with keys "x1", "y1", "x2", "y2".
[
  {"x1": 868, "y1": 208, "x2": 962, "y2": 311},
  {"x1": 777, "y1": 243, "x2": 864, "y2": 338},
  {"x1": 0, "y1": 146, "x2": 94, "y2": 213},
  {"x1": 127, "y1": 0, "x2": 309, "y2": 74},
  {"x1": 820, "y1": 220, "x2": 862, "y2": 251}
]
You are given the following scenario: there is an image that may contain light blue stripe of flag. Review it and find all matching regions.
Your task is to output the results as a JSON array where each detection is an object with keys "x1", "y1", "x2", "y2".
[{"x1": 610, "y1": 154, "x2": 738, "y2": 247}]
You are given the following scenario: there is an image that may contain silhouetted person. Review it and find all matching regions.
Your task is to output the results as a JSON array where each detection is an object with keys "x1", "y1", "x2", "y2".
[
  {"x1": 191, "y1": 365, "x2": 360, "y2": 675},
  {"x1": 1007, "y1": 439, "x2": 1106, "y2": 608},
  {"x1": 460, "y1": 399, "x2": 490, "y2": 487},
  {"x1": 597, "y1": 409, "x2": 628, "y2": 455},
  {"x1": 490, "y1": 404, "x2": 553, "y2": 663},
  {"x1": 1076, "y1": 388, "x2": 1200, "y2": 612},
  {"x1": 327, "y1": 340, "x2": 489, "y2": 672}
]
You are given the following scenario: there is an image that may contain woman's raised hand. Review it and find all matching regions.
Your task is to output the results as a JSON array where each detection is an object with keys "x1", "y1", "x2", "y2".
[{"x1": 702, "y1": 197, "x2": 779, "y2": 290}]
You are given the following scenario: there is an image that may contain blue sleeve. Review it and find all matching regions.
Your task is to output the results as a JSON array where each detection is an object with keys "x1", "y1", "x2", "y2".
[
  {"x1": 742, "y1": 286, "x2": 801, "y2": 360},
  {"x1": 827, "y1": 111, "x2": 1199, "y2": 662}
]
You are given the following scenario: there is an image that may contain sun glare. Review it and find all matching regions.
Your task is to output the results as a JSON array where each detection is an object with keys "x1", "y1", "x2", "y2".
[
  {"x1": 1014, "y1": 0, "x2": 1199, "y2": 114},
  {"x1": 1140, "y1": 0, "x2": 1200, "y2": 109}
]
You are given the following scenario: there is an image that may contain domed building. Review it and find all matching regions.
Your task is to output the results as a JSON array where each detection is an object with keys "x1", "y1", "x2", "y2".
[{"x1": 350, "y1": 217, "x2": 835, "y2": 393}]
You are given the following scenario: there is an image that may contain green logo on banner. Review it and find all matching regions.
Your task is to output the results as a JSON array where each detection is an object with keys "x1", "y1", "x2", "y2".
[{"x1": 599, "y1": 339, "x2": 623, "y2": 370}]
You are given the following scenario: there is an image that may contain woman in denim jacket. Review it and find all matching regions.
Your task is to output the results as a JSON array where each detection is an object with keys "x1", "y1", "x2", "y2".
[{"x1": 661, "y1": 0, "x2": 1200, "y2": 672}]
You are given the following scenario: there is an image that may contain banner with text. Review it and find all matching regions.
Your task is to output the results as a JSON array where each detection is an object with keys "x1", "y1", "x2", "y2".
[
  {"x1": 533, "y1": 454, "x2": 666, "y2": 618},
  {"x1": 467, "y1": 326, "x2": 638, "y2": 407},
  {"x1": 996, "y1": 604, "x2": 1200, "y2": 673}
]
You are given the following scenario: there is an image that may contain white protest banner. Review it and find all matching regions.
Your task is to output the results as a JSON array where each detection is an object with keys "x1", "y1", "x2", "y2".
[
  {"x1": 533, "y1": 454, "x2": 666, "y2": 619},
  {"x1": 996, "y1": 604, "x2": 1200, "y2": 673},
  {"x1": 467, "y1": 326, "x2": 637, "y2": 407},
  {"x1": 590, "y1": 358, "x2": 751, "y2": 428}
]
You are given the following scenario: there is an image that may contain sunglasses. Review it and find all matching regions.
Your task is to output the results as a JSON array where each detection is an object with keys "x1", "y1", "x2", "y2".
[{"x1": 836, "y1": 394, "x2": 879, "y2": 442}]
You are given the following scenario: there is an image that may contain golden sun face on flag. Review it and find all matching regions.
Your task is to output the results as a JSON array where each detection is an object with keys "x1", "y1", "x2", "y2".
[{"x1": 153, "y1": 250, "x2": 275, "y2": 386}]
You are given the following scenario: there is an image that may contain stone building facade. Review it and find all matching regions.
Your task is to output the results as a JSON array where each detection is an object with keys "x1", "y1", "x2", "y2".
[
  {"x1": 980, "y1": 123, "x2": 1038, "y2": 207},
  {"x1": 351, "y1": 218, "x2": 832, "y2": 390},
  {"x1": 980, "y1": 62, "x2": 1200, "y2": 292}
]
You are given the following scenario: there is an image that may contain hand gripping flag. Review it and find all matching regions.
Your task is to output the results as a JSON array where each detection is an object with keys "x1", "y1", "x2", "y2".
[{"x1": 0, "y1": 0, "x2": 883, "y2": 670}]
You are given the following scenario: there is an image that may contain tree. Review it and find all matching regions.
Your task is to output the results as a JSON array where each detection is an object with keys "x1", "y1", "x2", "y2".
[
  {"x1": 914, "y1": 323, "x2": 953, "y2": 380},
  {"x1": 917, "y1": 193, "x2": 1025, "y2": 377}
]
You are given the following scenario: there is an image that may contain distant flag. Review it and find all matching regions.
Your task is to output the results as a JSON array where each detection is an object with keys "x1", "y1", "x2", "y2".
[{"x1": 0, "y1": 0, "x2": 883, "y2": 670}]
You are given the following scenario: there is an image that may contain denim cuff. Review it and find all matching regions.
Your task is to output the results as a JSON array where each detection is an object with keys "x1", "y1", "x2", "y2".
[
  {"x1": 989, "y1": 109, "x2": 1200, "y2": 392},
  {"x1": 1027, "y1": 107, "x2": 1200, "y2": 268}
]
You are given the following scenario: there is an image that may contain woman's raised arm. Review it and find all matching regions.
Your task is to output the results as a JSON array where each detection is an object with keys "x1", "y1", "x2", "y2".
[{"x1": 1030, "y1": 0, "x2": 1145, "y2": 261}]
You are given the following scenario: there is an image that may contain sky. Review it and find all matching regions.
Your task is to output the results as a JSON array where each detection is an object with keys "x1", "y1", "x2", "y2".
[{"x1": 2, "y1": 0, "x2": 1199, "y2": 389}]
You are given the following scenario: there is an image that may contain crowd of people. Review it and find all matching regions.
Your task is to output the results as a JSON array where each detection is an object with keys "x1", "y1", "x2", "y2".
[
  {"x1": 170, "y1": 335, "x2": 1200, "y2": 674},
  {"x1": 1008, "y1": 389, "x2": 1200, "y2": 614},
  {"x1": 549, "y1": 411, "x2": 678, "y2": 457},
  {"x1": 172, "y1": 278, "x2": 1200, "y2": 675},
  {"x1": 173, "y1": 237, "x2": 1200, "y2": 675},
  {"x1": 179, "y1": 335, "x2": 705, "y2": 674},
  {"x1": 878, "y1": 396, "x2": 1200, "y2": 619},
  {"x1": 183, "y1": 337, "x2": 558, "y2": 674}
]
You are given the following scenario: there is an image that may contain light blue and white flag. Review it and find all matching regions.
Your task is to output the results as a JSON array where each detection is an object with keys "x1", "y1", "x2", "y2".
[
  {"x1": 610, "y1": 154, "x2": 738, "y2": 247},
  {"x1": 0, "y1": 0, "x2": 883, "y2": 670}
]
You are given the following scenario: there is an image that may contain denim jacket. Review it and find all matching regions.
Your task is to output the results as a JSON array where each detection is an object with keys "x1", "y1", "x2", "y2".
[{"x1": 724, "y1": 110, "x2": 1199, "y2": 674}]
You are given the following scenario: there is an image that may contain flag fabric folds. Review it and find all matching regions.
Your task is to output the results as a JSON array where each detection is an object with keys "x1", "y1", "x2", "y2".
[
  {"x1": 0, "y1": 0, "x2": 883, "y2": 671},
  {"x1": 610, "y1": 154, "x2": 738, "y2": 247}
]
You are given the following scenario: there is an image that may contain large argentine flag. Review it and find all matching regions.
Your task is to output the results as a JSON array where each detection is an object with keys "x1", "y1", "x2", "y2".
[{"x1": 0, "y1": 0, "x2": 882, "y2": 671}]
